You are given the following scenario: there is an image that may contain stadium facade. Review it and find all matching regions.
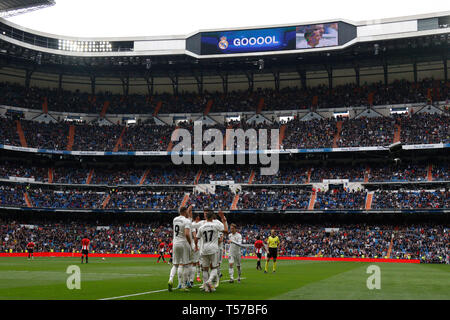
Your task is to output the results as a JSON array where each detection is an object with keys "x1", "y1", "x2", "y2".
[{"x1": 0, "y1": 11, "x2": 448, "y2": 220}]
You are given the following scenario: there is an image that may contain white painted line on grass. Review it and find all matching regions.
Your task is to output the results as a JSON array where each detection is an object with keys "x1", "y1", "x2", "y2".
[{"x1": 99, "y1": 277, "x2": 247, "y2": 300}]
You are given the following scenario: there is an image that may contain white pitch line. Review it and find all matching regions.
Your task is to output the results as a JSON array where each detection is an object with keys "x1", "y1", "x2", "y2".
[{"x1": 99, "y1": 277, "x2": 246, "y2": 300}]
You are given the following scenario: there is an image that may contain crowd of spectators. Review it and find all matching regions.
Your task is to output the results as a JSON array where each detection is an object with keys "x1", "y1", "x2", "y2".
[
  {"x1": 0, "y1": 220, "x2": 447, "y2": 263},
  {"x1": 432, "y1": 164, "x2": 449, "y2": 181},
  {"x1": 282, "y1": 117, "x2": 336, "y2": 149},
  {"x1": 3, "y1": 185, "x2": 449, "y2": 211},
  {"x1": 314, "y1": 189, "x2": 367, "y2": 210},
  {"x1": 310, "y1": 165, "x2": 365, "y2": 182},
  {"x1": 1, "y1": 79, "x2": 448, "y2": 114},
  {"x1": 0, "y1": 112, "x2": 449, "y2": 151},
  {"x1": 368, "y1": 164, "x2": 428, "y2": 182},
  {"x1": 0, "y1": 161, "x2": 447, "y2": 186},
  {"x1": 399, "y1": 113, "x2": 450, "y2": 145},
  {"x1": 106, "y1": 190, "x2": 185, "y2": 210},
  {"x1": 337, "y1": 116, "x2": 396, "y2": 147},
  {"x1": 28, "y1": 188, "x2": 105, "y2": 209},
  {"x1": 186, "y1": 190, "x2": 235, "y2": 210},
  {"x1": 372, "y1": 190, "x2": 449, "y2": 209},
  {"x1": 238, "y1": 188, "x2": 311, "y2": 210}
]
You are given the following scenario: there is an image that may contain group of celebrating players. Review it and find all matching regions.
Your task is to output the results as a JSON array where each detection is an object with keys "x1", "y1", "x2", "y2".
[
  {"x1": 24, "y1": 205, "x2": 280, "y2": 293},
  {"x1": 166, "y1": 205, "x2": 280, "y2": 293}
]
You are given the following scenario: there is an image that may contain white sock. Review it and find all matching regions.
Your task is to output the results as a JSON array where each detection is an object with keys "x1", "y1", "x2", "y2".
[
  {"x1": 169, "y1": 265, "x2": 177, "y2": 282},
  {"x1": 202, "y1": 270, "x2": 209, "y2": 285},
  {"x1": 183, "y1": 265, "x2": 190, "y2": 285},
  {"x1": 177, "y1": 265, "x2": 184, "y2": 287},
  {"x1": 196, "y1": 265, "x2": 201, "y2": 277},
  {"x1": 208, "y1": 268, "x2": 218, "y2": 284},
  {"x1": 229, "y1": 267, "x2": 234, "y2": 280},
  {"x1": 190, "y1": 265, "x2": 195, "y2": 282}
]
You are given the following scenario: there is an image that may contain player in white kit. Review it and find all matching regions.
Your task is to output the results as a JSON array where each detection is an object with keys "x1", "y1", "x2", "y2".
[
  {"x1": 195, "y1": 209, "x2": 228, "y2": 292},
  {"x1": 187, "y1": 212, "x2": 202, "y2": 287},
  {"x1": 215, "y1": 231, "x2": 224, "y2": 287},
  {"x1": 228, "y1": 223, "x2": 243, "y2": 283},
  {"x1": 168, "y1": 205, "x2": 192, "y2": 292}
]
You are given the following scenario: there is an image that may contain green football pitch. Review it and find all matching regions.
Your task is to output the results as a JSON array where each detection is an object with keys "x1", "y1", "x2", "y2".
[{"x1": 0, "y1": 257, "x2": 448, "y2": 300}]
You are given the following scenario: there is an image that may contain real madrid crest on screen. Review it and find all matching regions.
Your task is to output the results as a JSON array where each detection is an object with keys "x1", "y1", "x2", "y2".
[{"x1": 218, "y1": 36, "x2": 229, "y2": 50}]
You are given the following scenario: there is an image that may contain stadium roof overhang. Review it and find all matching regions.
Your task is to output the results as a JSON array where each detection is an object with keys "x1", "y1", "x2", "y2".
[
  {"x1": 0, "y1": 11, "x2": 448, "y2": 79},
  {"x1": 0, "y1": 0, "x2": 54, "y2": 17}
]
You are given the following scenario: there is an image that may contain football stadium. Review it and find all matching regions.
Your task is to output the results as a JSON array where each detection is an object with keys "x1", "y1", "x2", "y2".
[{"x1": 0, "y1": 0, "x2": 448, "y2": 305}]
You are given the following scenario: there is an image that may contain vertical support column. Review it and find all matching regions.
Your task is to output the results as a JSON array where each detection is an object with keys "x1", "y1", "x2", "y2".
[
  {"x1": 169, "y1": 73, "x2": 179, "y2": 96},
  {"x1": 121, "y1": 76, "x2": 129, "y2": 97},
  {"x1": 354, "y1": 65, "x2": 360, "y2": 87},
  {"x1": 326, "y1": 64, "x2": 333, "y2": 90},
  {"x1": 413, "y1": 61, "x2": 418, "y2": 84},
  {"x1": 444, "y1": 58, "x2": 448, "y2": 83},
  {"x1": 58, "y1": 73, "x2": 63, "y2": 91},
  {"x1": 245, "y1": 71, "x2": 254, "y2": 92},
  {"x1": 220, "y1": 73, "x2": 228, "y2": 94},
  {"x1": 195, "y1": 73, "x2": 204, "y2": 95},
  {"x1": 145, "y1": 74, "x2": 154, "y2": 96},
  {"x1": 298, "y1": 69, "x2": 307, "y2": 89},
  {"x1": 25, "y1": 69, "x2": 33, "y2": 88},
  {"x1": 273, "y1": 71, "x2": 280, "y2": 92},
  {"x1": 90, "y1": 75, "x2": 96, "y2": 95}
]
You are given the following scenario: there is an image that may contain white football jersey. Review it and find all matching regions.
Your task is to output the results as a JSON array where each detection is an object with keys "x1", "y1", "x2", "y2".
[
  {"x1": 196, "y1": 220, "x2": 224, "y2": 256},
  {"x1": 172, "y1": 215, "x2": 191, "y2": 245},
  {"x1": 191, "y1": 220, "x2": 204, "y2": 250},
  {"x1": 229, "y1": 232, "x2": 242, "y2": 256},
  {"x1": 218, "y1": 232, "x2": 224, "y2": 251}
]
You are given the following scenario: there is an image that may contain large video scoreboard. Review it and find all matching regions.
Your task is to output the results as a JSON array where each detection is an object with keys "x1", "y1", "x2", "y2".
[{"x1": 187, "y1": 21, "x2": 356, "y2": 55}]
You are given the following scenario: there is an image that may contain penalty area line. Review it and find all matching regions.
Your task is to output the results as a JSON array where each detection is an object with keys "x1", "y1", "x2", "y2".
[{"x1": 98, "y1": 277, "x2": 246, "y2": 300}]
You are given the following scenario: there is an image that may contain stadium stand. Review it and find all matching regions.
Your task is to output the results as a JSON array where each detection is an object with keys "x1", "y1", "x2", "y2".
[{"x1": 0, "y1": 219, "x2": 447, "y2": 263}]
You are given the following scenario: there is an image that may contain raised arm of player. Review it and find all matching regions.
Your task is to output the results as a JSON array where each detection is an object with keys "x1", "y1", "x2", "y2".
[
  {"x1": 187, "y1": 205, "x2": 193, "y2": 219},
  {"x1": 218, "y1": 210, "x2": 228, "y2": 233}
]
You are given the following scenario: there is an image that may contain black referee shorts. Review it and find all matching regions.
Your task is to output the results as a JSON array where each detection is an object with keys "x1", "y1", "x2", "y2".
[{"x1": 268, "y1": 248, "x2": 278, "y2": 259}]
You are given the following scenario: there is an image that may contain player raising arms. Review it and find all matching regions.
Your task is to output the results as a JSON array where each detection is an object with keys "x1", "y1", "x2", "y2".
[
  {"x1": 264, "y1": 229, "x2": 280, "y2": 273},
  {"x1": 254, "y1": 235, "x2": 265, "y2": 270},
  {"x1": 168, "y1": 205, "x2": 192, "y2": 292},
  {"x1": 195, "y1": 209, "x2": 228, "y2": 293},
  {"x1": 26, "y1": 241, "x2": 35, "y2": 260},
  {"x1": 228, "y1": 223, "x2": 243, "y2": 283},
  {"x1": 81, "y1": 236, "x2": 90, "y2": 264},
  {"x1": 157, "y1": 239, "x2": 166, "y2": 263}
]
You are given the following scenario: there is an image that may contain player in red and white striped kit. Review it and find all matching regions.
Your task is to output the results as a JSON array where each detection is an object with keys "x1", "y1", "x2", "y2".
[
  {"x1": 81, "y1": 237, "x2": 90, "y2": 264},
  {"x1": 254, "y1": 236, "x2": 265, "y2": 270}
]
